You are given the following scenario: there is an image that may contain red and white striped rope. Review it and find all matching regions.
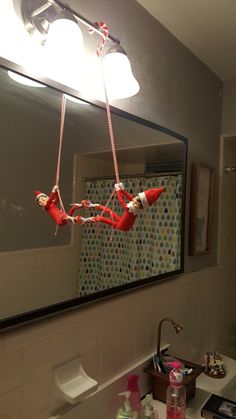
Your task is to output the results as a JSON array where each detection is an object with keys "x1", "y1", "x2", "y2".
[
  {"x1": 89, "y1": 21, "x2": 120, "y2": 184},
  {"x1": 101, "y1": 61, "x2": 120, "y2": 184},
  {"x1": 55, "y1": 93, "x2": 67, "y2": 214}
]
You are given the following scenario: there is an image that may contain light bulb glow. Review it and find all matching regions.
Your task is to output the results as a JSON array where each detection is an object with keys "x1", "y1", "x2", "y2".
[
  {"x1": 102, "y1": 52, "x2": 140, "y2": 99},
  {"x1": 80, "y1": 52, "x2": 140, "y2": 101},
  {"x1": 43, "y1": 18, "x2": 84, "y2": 90},
  {"x1": 8, "y1": 71, "x2": 46, "y2": 87}
]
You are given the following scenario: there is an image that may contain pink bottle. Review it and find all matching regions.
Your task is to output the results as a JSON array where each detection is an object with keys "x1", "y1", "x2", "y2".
[
  {"x1": 165, "y1": 361, "x2": 186, "y2": 419},
  {"x1": 127, "y1": 374, "x2": 142, "y2": 413}
]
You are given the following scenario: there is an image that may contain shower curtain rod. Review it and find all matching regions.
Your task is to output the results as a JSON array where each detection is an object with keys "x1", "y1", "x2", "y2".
[{"x1": 81, "y1": 172, "x2": 182, "y2": 182}]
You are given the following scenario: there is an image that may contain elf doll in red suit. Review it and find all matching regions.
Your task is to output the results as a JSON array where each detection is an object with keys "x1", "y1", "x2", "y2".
[
  {"x1": 34, "y1": 186, "x2": 89, "y2": 226},
  {"x1": 73, "y1": 182, "x2": 165, "y2": 232}
]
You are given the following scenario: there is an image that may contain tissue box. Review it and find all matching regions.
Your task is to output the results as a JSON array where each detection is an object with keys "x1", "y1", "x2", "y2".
[{"x1": 144, "y1": 357, "x2": 204, "y2": 403}]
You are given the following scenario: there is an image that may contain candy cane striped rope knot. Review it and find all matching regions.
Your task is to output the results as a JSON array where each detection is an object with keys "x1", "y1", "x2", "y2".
[{"x1": 88, "y1": 21, "x2": 109, "y2": 57}]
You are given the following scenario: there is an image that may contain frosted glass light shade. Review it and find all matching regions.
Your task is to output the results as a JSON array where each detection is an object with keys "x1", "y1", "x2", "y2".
[
  {"x1": 102, "y1": 48, "x2": 140, "y2": 99},
  {"x1": 43, "y1": 13, "x2": 84, "y2": 91},
  {"x1": 8, "y1": 71, "x2": 46, "y2": 87}
]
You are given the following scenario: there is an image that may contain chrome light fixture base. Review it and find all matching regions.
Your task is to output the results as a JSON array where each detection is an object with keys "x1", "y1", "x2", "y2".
[
  {"x1": 13, "y1": 0, "x2": 60, "y2": 42},
  {"x1": 105, "y1": 44, "x2": 127, "y2": 56}
]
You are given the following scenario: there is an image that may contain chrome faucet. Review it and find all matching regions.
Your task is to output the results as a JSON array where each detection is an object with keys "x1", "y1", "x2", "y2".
[{"x1": 157, "y1": 317, "x2": 183, "y2": 355}]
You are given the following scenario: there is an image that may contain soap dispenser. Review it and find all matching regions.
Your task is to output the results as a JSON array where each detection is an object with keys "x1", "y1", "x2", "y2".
[
  {"x1": 141, "y1": 394, "x2": 158, "y2": 419},
  {"x1": 116, "y1": 391, "x2": 138, "y2": 419},
  {"x1": 127, "y1": 374, "x2": 141, "y2": 413}
]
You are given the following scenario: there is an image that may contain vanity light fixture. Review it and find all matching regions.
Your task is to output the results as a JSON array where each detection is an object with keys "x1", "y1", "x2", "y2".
[
  {"x1": 102, "y1": 44, "x2": 140, "y2": 99},
  {"x1": 13, "y1": 0, "x2": 140, "y2": 99},
  {"x1": 43, "y1": 10, "x2": 84, "y2": 89}
]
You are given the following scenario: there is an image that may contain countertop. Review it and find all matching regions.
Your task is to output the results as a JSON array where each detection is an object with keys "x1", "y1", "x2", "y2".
[
  {"x1": 153, "y1": 387, "x2": 211, "y2": 419},
  {"x1": 153, "y1": 355, "x2": 236, "y2": 419}
]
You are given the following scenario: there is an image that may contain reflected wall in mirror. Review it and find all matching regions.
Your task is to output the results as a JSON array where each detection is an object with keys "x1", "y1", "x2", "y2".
[{"x1": 0, "y1": 60, "x2": 187, "y2": 329}]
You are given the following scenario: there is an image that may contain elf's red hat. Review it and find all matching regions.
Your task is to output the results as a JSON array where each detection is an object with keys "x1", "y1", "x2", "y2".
[
  {"x1": 34, "y1": 190, "x2": 47, "y2": 202},
  {"x1": 138, "y1": 187, "x2": 165, "y2": 208}
]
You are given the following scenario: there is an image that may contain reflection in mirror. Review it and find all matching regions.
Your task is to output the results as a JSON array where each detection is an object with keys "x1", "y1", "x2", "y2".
[
  {"x1": 76, "y1": 146, "x2": 183, "y2": 296},
  {"x1": 0, "y1": 63, "x2": 187, "y2": 328}
]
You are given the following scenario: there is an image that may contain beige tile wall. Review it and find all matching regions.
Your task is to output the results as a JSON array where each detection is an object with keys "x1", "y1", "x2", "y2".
[{"x1": 0, "y1": 265, "x2": 226, "y2": 419}]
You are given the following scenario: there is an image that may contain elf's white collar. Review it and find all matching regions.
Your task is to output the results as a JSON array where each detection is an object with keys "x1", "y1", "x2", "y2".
[{"x1": 127, "y1": 202, "x2": 142, "y2": 216}]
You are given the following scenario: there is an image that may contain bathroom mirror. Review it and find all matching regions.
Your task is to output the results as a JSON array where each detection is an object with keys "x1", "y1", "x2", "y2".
[{"x1": 0, "y1": 58, "x2": 187, "y2": 330}]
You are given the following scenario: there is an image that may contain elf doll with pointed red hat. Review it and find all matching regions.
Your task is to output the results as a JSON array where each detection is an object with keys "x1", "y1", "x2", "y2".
[
  {"x1": 73, "y1": 182, "x2": 165, "y2": 232},
  {"x1": 34, "y1": 186, "x2": 89, "y2": 226}
]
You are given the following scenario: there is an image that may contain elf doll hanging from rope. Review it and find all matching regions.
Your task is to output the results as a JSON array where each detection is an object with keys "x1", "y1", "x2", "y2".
[
  {"x1": 85, "y1": 22, "x2": 165, "y2": 231},
  {"x1": 72, "y1": 182, "x2": 165, "y2": 232},
  {"x1": 34, "y1": 23, "x2": 165, "y2": 233},
  {"x1": 34, "y1": 186, "x2": 90, "y2": 226},
  {"x1": 34, "y1": 95, "x2": 94, "y2": 229}
]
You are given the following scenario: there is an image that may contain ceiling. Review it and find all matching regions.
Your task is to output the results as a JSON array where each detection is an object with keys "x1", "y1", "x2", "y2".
[{"x1": 136, "y1": 0, "x2": 236, "y2": 81}]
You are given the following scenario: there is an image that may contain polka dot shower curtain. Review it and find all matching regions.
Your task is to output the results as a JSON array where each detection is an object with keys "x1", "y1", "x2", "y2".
[{"x1": 77, "y1": 175, "x2": 182, "y2": 296}]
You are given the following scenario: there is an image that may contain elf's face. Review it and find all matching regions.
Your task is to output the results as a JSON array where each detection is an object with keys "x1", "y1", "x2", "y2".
[
  {"x1": 132, "y1": 195, "x2": 143, "y2": 210},
  {"x1": 37, "y1": 195, "x2": 48, "y2": 207}
]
